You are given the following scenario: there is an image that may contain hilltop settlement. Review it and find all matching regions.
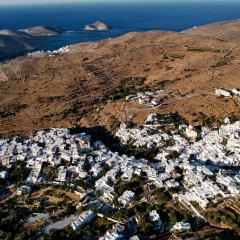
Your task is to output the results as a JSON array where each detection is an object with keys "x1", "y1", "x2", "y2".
[{"x1": 0, "y1": 112, "x2": 239, "y2": 239}]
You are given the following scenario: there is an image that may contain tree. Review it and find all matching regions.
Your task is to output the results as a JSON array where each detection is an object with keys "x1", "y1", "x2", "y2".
[
  {"x1": 65, "y1": 202, "x2": 75, "y2": 215},
  {"x1": 83, "y1": 159, "x2": 91, "y2": 172},
  {"x1": 168, "y1": 211, "x2": 178, "y2": 224}
]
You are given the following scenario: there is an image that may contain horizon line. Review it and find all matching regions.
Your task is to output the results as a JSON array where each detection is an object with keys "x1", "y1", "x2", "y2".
[{"x1": 1, "y1": 0, "x2": 240, "y2": 7}]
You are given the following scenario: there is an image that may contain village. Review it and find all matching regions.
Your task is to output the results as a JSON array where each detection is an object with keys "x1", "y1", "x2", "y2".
[
  {"x1": 124, "y1": 87, "x2": 240, "y2": 110},
  {"x1": 215, "y1": 88, "x2": 240, "y2": 102},
  {"x1": 0, "y1": 112, "x2": 240, "y2": 239},
  {"x1": 27, "y1": 46, "x2": 70, "y2": 58},
  {"x1": 125, "y1": 90, "x2": 167, "y2": 108}
]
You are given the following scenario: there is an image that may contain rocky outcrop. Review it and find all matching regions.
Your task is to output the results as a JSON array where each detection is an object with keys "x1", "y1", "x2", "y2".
[{"x1": 84, "y1": 21, "x2": 111, "y2": 31}]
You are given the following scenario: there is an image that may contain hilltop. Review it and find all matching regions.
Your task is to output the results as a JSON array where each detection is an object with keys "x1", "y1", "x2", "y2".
[
  {"x1": 0, "y1": 26, "x2": 63, "y2": 60},
  {"x1": 1, "y1": 28, "x2": 240, "y2": 137},
  {"x1": 84, "y1": 21, "x2": 111, "y2": 31},
  {"x1": 19, "y1": 25, "x2": 64, "y2": 36},
  {"x1": 0, "y1": 30, "x2": 45, "y2": 60},
  {"x1": 183, "y1": 20, "x2": 240, "y2": 42},
  {"x1": 0, "y1": 29, "x2": 20, "y2": 36}
]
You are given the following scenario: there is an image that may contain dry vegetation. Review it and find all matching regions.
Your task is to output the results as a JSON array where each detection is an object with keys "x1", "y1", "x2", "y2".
[
  {"x1": 1, "y1": 28, "x2": 240, "y2": 137},
  {"x1": 183, "y1": 19, "x2": 240, "y2": 42}
]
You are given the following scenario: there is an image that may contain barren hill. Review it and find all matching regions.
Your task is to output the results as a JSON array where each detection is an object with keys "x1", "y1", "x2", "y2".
[
  {"x1": 0, "y1": 26, "x2": 63, "y2": 60},
  {"x1": 183, "y1": 20, "x2": 240, "y2": 42},
  {"x1": 0, "y1": 29, "x2": 20, "y2": 36},
  {"x1": 19, "y1": 26, "x2": 64, "y2": 36},
  {"x1": 0, "y1": 31, "x2": 45, "y2": 60},
  {"x1": 1, "y1": 30, "x2": 240, "y2": 136}
]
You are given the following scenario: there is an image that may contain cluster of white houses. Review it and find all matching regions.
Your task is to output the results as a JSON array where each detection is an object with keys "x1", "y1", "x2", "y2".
[
  {"x1": 116, "y1": 114, "x2": 240, "y2": 211},
  {"x1": 118, "y1": 190, "x2": 135, "y2": 207},
  {"x1": 126, "y1": 90, "x2": 166, "y2": 107},
  {"x1": 0, "y1": 128, "x2": 91, "y2": 183},
  {"x1": 184, "y1": 118, "x2": 240, "y2": 167},
  {"x1": 100, "y1": 223, "x2": 126, "y2": 240},
  {"x1": 116, "y1": 113, "x2": 196, "y2": 149},
  {"x1": 27, "y1": 46, "x2": 70, "y2": 57},
  {"x1": 0, "y1": 113, "x2": 240, "y2": 237},
  {"x1": 215, "y1": 88, "x2": 240, "y2": 100},
  {"x1": 71, "y1": 210, "x2": 96, "y2": 231}
]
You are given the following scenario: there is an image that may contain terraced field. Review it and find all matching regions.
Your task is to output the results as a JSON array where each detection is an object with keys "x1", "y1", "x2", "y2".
[{"x1": 1, "y1": 29, "x2": 240, "y2": 136}]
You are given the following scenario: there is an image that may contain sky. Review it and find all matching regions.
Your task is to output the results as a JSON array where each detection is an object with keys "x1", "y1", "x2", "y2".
[{"x1": 0, "y1": 0, "x2": 238, "y2": 6}]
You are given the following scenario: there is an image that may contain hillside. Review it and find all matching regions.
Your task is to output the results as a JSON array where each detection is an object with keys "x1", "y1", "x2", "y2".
[
  {"x1": 183, "y1": 20, "x2": 240, "y2": 42},
  {"x1": 19, "y1": 26, "x2": 64, "y2": 36},
  {"x1": 1, "y1": 30, "x2": 240, "y2": 136},
  {"x1": 0, "y1": 29, "x2": 19, "y2": 36},
  {"x1": 0, "y1": 26, "x2": 63, "y2": 60},
  {"x1": 0, "y1": 30, "x2": 45, "y2": 60}
]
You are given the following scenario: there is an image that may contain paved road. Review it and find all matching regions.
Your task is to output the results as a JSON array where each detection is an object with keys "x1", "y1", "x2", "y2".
[
  {"x1": 97, "y1": 213, "x2": 121, "y2": 224},
  {"x1": 25, "y1": 213, "x2": 49, "y2": 224},
  {"x1": 44, "y1": 215, "x2": 78, "y2": 233}
]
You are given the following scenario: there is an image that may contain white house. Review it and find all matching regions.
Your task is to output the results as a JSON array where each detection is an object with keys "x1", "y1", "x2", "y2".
[
  {"x1": 215, "y1": 89, "x2": 231, "y2": 97},
  {"x1": 148, "y1": 210, "x2": 162, "y2": 230},
  {"x1": 71, "y1": 211, "x2": 95, "y2": 231},
  {"x1": 171, "y1": 222, "x2": 191, "y2": 232},
  {"x1": 57, "y1": 166, "x2": 68, "y2": 182},
  {"x1": 231, "y1": 88, "x2": 240, "y2": 96},
  {"x1": 0, "y1": 170, "x2": 8, "y2": 179},
  {"x1": 17, "y1": 185, "x2": 31, "y2": 196},
  {"x1": 186, "y1": 125, "x2": 198, "y2": 140},
  {"x1": 118, "y1": 190, "x2": 135, "y2": 207}
]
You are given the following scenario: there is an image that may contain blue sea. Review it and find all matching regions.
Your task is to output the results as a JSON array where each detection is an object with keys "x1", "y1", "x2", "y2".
[{"x1": 1, "y1": 1, "x2": 240, "y2": 51}]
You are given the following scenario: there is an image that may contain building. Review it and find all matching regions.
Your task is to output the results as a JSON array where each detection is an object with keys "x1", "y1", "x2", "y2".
[
  {"x1": 130, "y1": 236, "x2": 139, "y2": 240},
  {"x1": 186, "y1": 125, "x2": 198, "y2": 140},
  {"x1": 0, "y1": 170, "x2": 8, "y2": 179},
  {"x1": 165, "y1": 179, "x2": 180, "y2": 189},
  {"x1": 57, "y1": 166, "x2": 68, "y2": 182},
  {"x1": 215, "y1": 89, "x2": 231, "y2": 97},
  {"x1": 148, "y1": 210, "x2": 162, "y2": 230},
  {"x1": 79, "y1": 139, "x2": 91, "y2": 152},
  {"x1": 171, "y1": 222, "x2": 191, "y2": 232},
  {"x1": 100, "y1": 223, "x2": 125, "y2": 240},
  {"x1": 118, "y1": 190, "x2": 135, "y2": 207},
  {"x1": 231, "y1": 88, "x2": 240, "y2": 96},
  {"x1": 71, "y1": 211, "x2": 95, "y2": 231},
  {"x1": 17, "y1": 185, "x2": 31, "y2": 196}
]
